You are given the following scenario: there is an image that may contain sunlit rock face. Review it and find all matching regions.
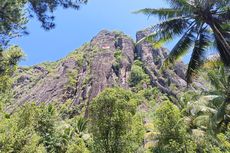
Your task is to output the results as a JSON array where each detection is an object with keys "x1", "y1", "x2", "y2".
[
  {"x1": 136, "y1": 29, "x2": 187, "y2": 97},
  {"x1": 12, "y1": 29, "x2": 188, "y2": 110}
]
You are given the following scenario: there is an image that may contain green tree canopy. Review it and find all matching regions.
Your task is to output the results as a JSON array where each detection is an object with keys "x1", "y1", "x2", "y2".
[
  {"x1": 0, "y1": 46, "x2": 23, "y2": 109},
  {"x1": 0, "y1": 103, "x2": 90, "y2": 153},
  {"x1": 154, "y1": 101, "x2": 196, "y2": 153},
  {"x1": 89, "y1": 88, "x2": 144, "y2": 153},
  {"x1": 0, "y1": 0, "x2": 87, "y2": 47}
]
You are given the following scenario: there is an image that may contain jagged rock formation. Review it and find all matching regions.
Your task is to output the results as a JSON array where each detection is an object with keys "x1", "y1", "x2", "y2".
[
  {"x1": 136, "y1": 30, "x2": 187, "y2": 99},
  {"x1": 12, "y1": 29, "x2": 188, "y2": 110}
]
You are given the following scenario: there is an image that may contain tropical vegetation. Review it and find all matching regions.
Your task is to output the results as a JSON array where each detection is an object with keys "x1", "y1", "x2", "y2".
[
  {"x1": 0, "y1": 0, "x2": 229, "y2": 153},
  {"x1": 137, "y1": 0, "x2": 230, "y2": 83}
]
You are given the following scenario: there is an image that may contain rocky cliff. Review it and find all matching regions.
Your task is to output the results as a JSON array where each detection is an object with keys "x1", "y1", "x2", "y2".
[{"x1": 12, "y1": 30, "x2": 188, "y2": 111}]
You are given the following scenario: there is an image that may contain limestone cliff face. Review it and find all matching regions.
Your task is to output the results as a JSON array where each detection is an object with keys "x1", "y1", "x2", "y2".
[{"x1": 12, "y1": 30, "x2": 187, "y2": 109}]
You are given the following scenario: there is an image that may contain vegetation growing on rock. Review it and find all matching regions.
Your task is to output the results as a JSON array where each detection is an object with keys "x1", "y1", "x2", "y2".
[{"x1": 0, "y1": 0, "x2": 229, "y2": 152}]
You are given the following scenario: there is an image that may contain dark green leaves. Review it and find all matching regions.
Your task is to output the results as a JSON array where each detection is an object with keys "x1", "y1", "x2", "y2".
[
  {"x1": 0, "y1": 0, "x2": 28, "y2": 47},
  {"x1": 89, "y1": 88, "x2": 143, "y2": 153},
  {"x1": 186, "y1": 29, "x2": 211, "y2": 83},
  {"x1": 138, "y1": 16, "x2": 190, "y2": 47},
  {"x1": 135, "y1": 8, "x2": 181, "y2": 20},
  {"x1": 137, "y1": 0, "x2": 230, "y2": 83},
  {"x1": 0, "y1": 0, "x2": 87, "y2": 47},
  {"x1": 165, "y1": 0, "x2": 190, "y2": 8},
  {"x1": 165, "y1": 27, "x2": 196, "y2": 66}
]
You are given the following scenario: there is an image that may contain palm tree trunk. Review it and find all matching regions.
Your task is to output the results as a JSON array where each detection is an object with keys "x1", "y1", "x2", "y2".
[{"x1": 209, "y1": 23, "x2": 230, "y2": 65}]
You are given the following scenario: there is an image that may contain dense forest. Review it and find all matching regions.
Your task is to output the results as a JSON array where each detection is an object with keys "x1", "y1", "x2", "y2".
[{"x1": 0, "y1": 0, "x2": 230, "y2": 153}]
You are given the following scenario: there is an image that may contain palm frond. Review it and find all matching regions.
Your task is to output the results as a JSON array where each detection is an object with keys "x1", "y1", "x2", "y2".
[
  {"x1": 216, "y1": 0, "x2": 230, "y2": 10},
  {"x1": 193, "y1": 115, "x2": 210, "y2": 128},
  {"x1": 165, "y1": 0, "x2": 192, "y2": 8},
  {"x1": 137, "y1": 16, "x2": 190, "y2": 46},
  {"x1": 209, "y1": 96, "x2": 225, "y2": 108},
  {"x1": 221, "y1": 23, "x2": 230, "y2": 38},
  {"x1": 135, "y1": 8, "x2": 181, "y2": 20},
  {"x1": 165, "y1": 25, "x2": 196, "y2": 66},
  {"x1": 214, "y1": 34, "x2": 230, "y2": 66},
  {"x1": 208, "y1": 68, "x2": 226, "y2": 92},
  {"x1": 187, "y1": 95, "x2": 218, "y2": 116},
  {"x1": 186, "y1": 28, "x2": 210, "y2": 83},
  {"x1": 212, "y1": 101, "x2": 226, "y2": 126},
  {"x1": 218, "y1": 7, "x2": 230, "y2": 22}
]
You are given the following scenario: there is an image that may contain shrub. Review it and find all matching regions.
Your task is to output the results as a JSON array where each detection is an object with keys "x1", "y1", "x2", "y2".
[
  {"x1": 129, "y1": 61, "x2": 149, "y2": 87},
  {"x1": 153, "y1": 101, "x2": 196, "y2": 153}
]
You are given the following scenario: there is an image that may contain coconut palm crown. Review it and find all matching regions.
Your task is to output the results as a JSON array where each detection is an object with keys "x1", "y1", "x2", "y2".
[{"x1": 137, "y1": 0, "x2": 230, "y2": 83}]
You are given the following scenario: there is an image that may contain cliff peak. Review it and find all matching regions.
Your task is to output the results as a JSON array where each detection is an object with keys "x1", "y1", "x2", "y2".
[{"x1": 12, "y1": 29, "x2": 187, "y2": 112}]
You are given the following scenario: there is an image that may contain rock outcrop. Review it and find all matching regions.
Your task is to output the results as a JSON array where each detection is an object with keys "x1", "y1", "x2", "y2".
[
  {"x1": 136, "y1": 30, "x2": 187, "y2": 100},
  {"x1": 12, "y1": 29, "x2": 188, "y2": 111}
]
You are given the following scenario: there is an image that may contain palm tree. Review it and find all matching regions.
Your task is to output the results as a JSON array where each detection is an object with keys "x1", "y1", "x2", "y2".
[
  {"x1": 207, "y1": 65, "x2": 230, "y2": 131},
  {"x1": 185, "y1": 65, "x2": 230, "y2": 133},
  {"x1": 136, "y1": 0, "x2": 230, "y2": 83}
]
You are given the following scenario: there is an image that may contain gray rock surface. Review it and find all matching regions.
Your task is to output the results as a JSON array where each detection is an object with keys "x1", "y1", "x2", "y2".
[
  {"x1": 136, "y1": 29, "x2": 187, "y2": 99},
  {"x1": 12, "y1": 29, "x2": 188, "y2": 110}
]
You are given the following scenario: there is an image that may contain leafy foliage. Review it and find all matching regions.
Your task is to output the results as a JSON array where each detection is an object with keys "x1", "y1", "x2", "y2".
[
  {"x1": 0, "y1": 60, "x2": 230, "y2": 153},
  {"x1": 0, "y1": 46, "x2": 24, "y2": 109},
  {"x1": 137, "y1": 0, "x2": 230, "y2": 83},
  {"x1": 0, "y1": 2, "x2": 230, "y2": 152},
  {"x1": 112, "y1": 49, "x2": 123, "y2": 75},
  {"x1": 129, "y1": 60, "x2": 150, "y2": 88},
  {"x1": 154, "y1": 101, "x2": 196, "y2": 153},
  {"x1": 89, "y1": 88, "x2": 144, "y2": 153},
  {"x1": 0, "y1": 103, "x2": 90, "y2": 153},
  {"x1": 0, "y1": 0, "x2": 87, "y2": 47}
]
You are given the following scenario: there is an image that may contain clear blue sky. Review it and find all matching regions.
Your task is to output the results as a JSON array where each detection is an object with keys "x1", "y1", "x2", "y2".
[{"x1": 12, "y1": 0, "x2": 172, "y2": 66}]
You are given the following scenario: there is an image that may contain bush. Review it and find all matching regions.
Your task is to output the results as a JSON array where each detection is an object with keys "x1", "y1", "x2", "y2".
[
  {"x1": 153, "y1": 101, "x2": 196, "y2": 153},
  {"x1": 0, "y1": 103, "x2": 90, "y2": 153},
  {"x1": 129, "y1": 61, "x2": 149, "y2": 87},
  {"x1": 112, "y1": 50, "x2": 123, "y2": 75}
]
